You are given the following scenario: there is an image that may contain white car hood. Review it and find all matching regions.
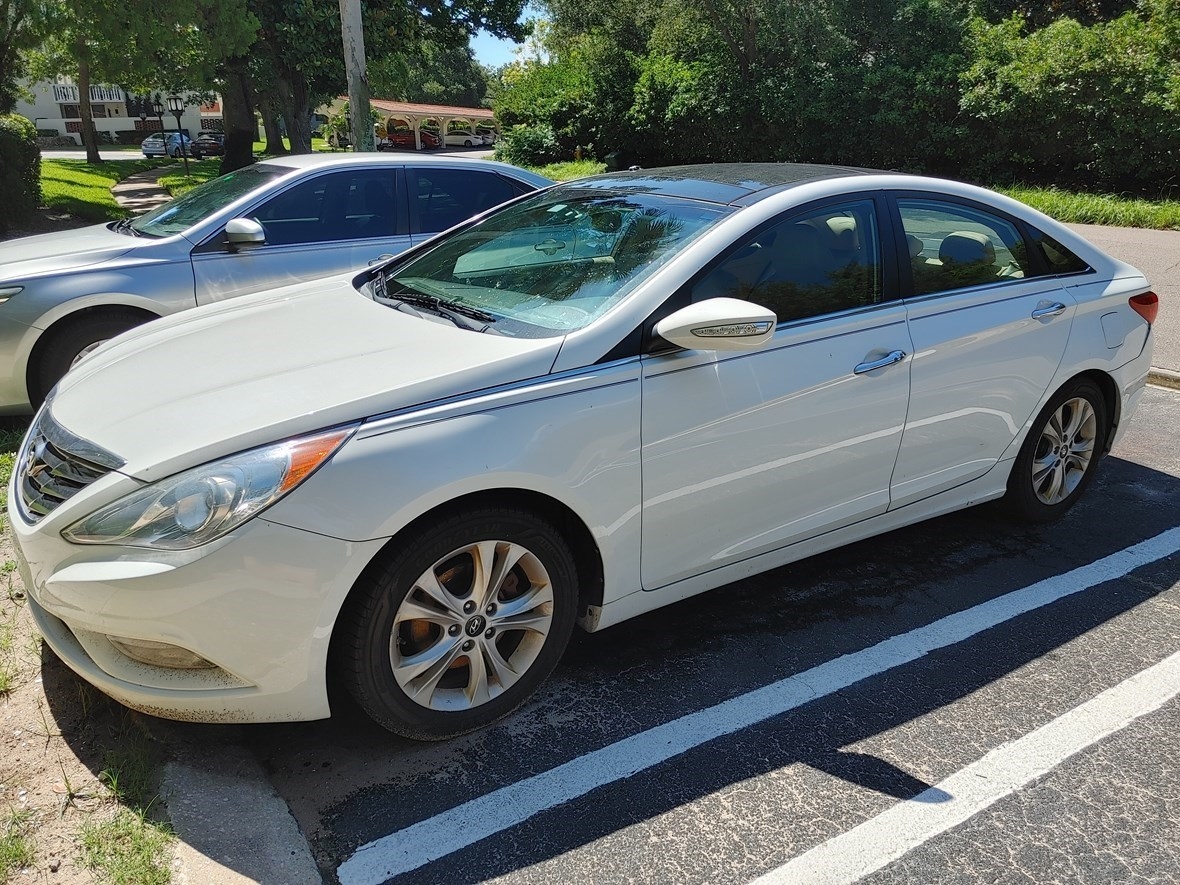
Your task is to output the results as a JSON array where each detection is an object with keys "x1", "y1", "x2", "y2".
[
  {"x1": 0, "y1": 223, "x2": 137, "y2": 280},
  {"x1": 50, "y1": 277, "x2": 563, "y2": 482}
]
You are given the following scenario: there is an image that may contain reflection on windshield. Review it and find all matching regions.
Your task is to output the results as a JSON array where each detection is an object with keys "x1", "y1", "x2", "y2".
[
  {"x1": 129, "y1": 164, "x2": 294, "y2": 238},
  {"x1": 383, "y1": 189, "x2": 729, "y2": 337}
]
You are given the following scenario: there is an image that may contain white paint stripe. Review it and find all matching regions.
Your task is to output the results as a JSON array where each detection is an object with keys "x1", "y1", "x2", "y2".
[
  {"x1": 752, "y1": 649, "x2": 1180, "y2": 885},
  {"x1": 336, "y1": 526, "x2": 1180, "y2": 885}
]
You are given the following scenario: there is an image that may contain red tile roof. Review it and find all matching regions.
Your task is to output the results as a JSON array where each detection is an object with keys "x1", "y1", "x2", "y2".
[{"x1": 368, "y1": 98, "x2": 494, "y2": 120}]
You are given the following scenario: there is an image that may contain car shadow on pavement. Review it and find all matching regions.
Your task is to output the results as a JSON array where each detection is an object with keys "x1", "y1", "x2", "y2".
[{"x1": 224, "y1": 451, "x2": 1180, "y2": 883}]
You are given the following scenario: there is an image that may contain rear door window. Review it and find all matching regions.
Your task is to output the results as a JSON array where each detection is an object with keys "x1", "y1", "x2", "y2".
[
  {"x1": 898, "y1": 199, "x2": 1031, "y2": 296},
  {"x1": 409, "y1": 169, "x2": 520, "y2": 235}
]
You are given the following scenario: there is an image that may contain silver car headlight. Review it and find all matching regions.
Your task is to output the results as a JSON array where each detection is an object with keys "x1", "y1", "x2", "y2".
[{"x1": 62, "y1": 426, "x2": 356, "y2": 549}]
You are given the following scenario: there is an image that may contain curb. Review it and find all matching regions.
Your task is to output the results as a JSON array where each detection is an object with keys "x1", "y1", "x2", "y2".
[
  {"x1": 1148, "y1": 368, "x2": 1180, "y2": 391},
  {"x1": 163, "y1": 743, "x2": 322, "y2": 884}
]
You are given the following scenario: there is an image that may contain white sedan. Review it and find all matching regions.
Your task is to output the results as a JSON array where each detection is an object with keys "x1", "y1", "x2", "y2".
[{"x1": 9, "y1": 165, "x2": 1157, "y2": 740}]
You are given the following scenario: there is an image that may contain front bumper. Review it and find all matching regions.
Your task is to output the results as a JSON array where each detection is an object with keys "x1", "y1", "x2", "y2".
[{"x1": 11, "y1": 500, "x2": 386, "y2": 723}]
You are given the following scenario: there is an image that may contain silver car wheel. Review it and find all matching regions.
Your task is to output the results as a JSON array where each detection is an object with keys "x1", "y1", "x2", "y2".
[
  {"x1": 390, "y1": 540, "x2": 554, "y2": 711},
  {"x1": 70, "y1": 339, "x2": 109, "y2": 368},
  {"x1": 1031, "y1": 396, "x2": 1097, "y2": 506}
]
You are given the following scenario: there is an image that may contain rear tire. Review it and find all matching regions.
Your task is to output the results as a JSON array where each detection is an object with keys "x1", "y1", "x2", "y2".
[
  {"x1": 31, "y1": 310, "x2": 149, "y2": 405},
  {"x1": 338, "y1": 507, "x2": 579, "y2": 740},
  {"x1": 1003, "y1": 378, "x2": 1108, "y2": 523}
]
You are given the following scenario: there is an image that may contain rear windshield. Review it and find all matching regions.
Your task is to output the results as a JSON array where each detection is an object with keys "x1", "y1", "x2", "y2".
[{"x1": 130, "y1": 164, "x2": 294, "y2": 238}]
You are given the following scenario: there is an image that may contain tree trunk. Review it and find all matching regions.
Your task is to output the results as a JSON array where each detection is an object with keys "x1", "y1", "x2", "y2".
[
  {"x1": 219, "y1": 56, "x2": 257, "y2": 173},
  {"x1": 76, "y1": 43, "x2": 101, "y2": 165},
  {"x1": 275, "y1": 71, "x2": 313, "y2": 154},
  {"x1": 339, "y1": 0, "x2": 374, "y2": 151},
  {"x1": 258, "y1": 92, "x2": 288, "y2": 155}
]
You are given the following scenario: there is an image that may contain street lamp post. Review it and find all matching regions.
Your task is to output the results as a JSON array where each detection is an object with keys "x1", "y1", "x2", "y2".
[
  {"x1": 166, "y1": 95, "x2": 189, "y2": 176},
  {"x1": 152, "y1": 98, "x2": 166, "y2": 153}
]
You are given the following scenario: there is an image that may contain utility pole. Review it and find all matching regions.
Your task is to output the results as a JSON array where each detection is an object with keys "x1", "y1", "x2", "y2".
[{"x1": 339, "y1": 0, "x2": 374, "y2": 152}]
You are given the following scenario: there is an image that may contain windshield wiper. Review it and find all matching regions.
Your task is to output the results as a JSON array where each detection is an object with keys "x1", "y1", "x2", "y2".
[
  {"x1": 113, "y1": 218, "x2": 142, "y2": 237},
  {"x1": 381, "y1": 289, "x2": 497, "y2": 333}
]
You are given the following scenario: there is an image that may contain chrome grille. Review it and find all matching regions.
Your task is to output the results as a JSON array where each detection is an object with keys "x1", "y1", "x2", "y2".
[{"x1": 17, "y1": 408, "x2": 124, "y2": 523}]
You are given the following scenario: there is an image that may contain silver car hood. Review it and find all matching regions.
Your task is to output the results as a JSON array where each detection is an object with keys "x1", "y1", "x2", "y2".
[
  {"x1": 50, "y1": 276, "x2": 563, "y2": 482},
  {"x1": 0, "y1": 223, "x2": 138, "y2": 280}
]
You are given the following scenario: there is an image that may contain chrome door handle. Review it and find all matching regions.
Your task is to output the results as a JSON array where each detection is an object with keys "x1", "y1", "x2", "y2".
[
  {"x1": 1031, "y1": 302, "x2": 1067, "y2": 319},
  {"x1": 854, "y1": 350, "x2": 906, "y2": 375},
  {"x1": 368, "y1": 253, "x2": 395, "y2": 266}
]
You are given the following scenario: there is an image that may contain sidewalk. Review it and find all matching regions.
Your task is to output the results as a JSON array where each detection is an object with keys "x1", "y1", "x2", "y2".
[{"x1": 111, "y1": 166, "x2": 174, "y2": 215}]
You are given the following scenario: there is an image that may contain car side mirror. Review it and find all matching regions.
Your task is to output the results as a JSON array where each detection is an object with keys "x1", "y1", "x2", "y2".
[
  {"x1": 225, "y1": 217, "x2": 266, "y2": 250},
  {"x1": 655, "y1": 298, "x2": 776, "y2": 351}
]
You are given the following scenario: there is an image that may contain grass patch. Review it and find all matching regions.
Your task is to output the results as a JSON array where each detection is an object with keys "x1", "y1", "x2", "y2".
[
  {"x1": 996, "y1": 185, "x2": 1180, "y2": 230},
  {"x1": 524, "y1": 160, "x2": 606, "y2": 182},
  {"x1": 253, "y1": 137, "x2": 334, "y2": 155},
  {"x1": 40, "y1": 159, "x2": 168, "y2": 222},
  {"x1": 156, "y1": 159, "x2": 223, "y2": 197},
  {"x1": 80, "y1": 720, "x2": 172, "y2": 885},
  {"x1": 0, "y1": 809, "x2": 35, "y2": 881},
  {"x1": 81, "y1": 809, "x2": 171, "y2": 885}
]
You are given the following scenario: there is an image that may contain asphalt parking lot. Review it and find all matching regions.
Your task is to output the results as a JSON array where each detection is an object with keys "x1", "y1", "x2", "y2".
[{"x1": 226, "y1": 383, "x2": 1180, "y2": 885}]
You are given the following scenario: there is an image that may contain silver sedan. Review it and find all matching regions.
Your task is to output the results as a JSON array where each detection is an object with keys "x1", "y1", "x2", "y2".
[{"x1": 0, "y1": 155, "x2": 550, "y2": 413}]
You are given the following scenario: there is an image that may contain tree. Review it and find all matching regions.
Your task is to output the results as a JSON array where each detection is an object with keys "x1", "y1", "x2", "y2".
[
  {"x1": 27, "y1": 0, "x2": 256, "y2": 164},
  {"x1": 1, "y1": 0, "x2": 49, "y2": 113}
]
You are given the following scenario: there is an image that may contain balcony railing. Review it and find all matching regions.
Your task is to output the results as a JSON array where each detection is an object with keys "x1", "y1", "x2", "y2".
[{"x1": 52, "y1": 84, "x2": 125, "y2": 103}]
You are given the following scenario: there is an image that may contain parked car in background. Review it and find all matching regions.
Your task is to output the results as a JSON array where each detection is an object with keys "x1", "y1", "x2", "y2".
[
  {"x1": 141, "y1": 132, "x2": 199, "y2": 158},
  {"x1": 193, "y1": 133, "x2": 225, "y2": 156},
  {"x1": 442, "y1": 130, "x2": 485, "y2": 148},
  {"x1": 6, "y1": 165, "x2": 1157, "y2": 739},
  {"x1": 0, "y1": 155, "x2": 550, "y2": 412},
  {"x1": 378, "y1": 129, "x2": 441, "y2": 150},
  {"x1": 475, "y1": 128, "x2": 498, "y2": 145}
]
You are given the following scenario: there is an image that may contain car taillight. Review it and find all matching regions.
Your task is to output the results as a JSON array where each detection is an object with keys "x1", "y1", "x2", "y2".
[{"x1": 1129, "y1": 292, "x2": 1158, "y2": 325}]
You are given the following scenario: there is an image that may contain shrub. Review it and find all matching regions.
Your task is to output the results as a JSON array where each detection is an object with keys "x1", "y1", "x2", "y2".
[
  {"x1": 0, "y1": 114, "x2": 41, "y2": 234},
  {"x1": 496, "y1": 124, "x2": 563, "y2": 166}
]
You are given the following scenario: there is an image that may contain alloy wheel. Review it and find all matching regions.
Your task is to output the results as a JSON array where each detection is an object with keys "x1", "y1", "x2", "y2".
[
  {"x1": 390, "y1": 540, "x2": 554, "y2": 711},
  {"x1": 1031, "y1": 396, "x2": 1097, "y2": 505}
]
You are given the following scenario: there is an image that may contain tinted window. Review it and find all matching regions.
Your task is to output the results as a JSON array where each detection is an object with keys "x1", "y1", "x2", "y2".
[
  {"x1": 899, "y1": 199, "x2": 1030, "y2": 296},
  {"x1": 251, "y1": 170, "x2": 397, "y2": 246},
  {"x1": 1031, "y1": 230, "x2": 1090, "y2": 275},
  {"x1": 411, "y1": 169, "x2": 519, "y2": 234},
  {"x1": 692, "y1": 199, "x2": 882, "y2": 323}
]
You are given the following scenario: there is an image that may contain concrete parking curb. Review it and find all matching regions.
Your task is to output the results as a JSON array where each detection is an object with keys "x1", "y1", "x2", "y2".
[
  {"x1": 1148, "y1": 368, "x2": 1180, "y2": 391},
  {"x1": 164, "y1": 743, "x2": 322, "y2": 884}
]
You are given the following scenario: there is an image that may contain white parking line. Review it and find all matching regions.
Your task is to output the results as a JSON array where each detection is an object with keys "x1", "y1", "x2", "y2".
[
  {"x1": 336, "y1": 526, "x2": 1180, "y2": 885},
  {"x1": 751, "y1": 648, "x2": 1180, "y2": 885}
]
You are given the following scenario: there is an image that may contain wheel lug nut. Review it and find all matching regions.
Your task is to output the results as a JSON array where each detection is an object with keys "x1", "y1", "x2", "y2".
[
  {"x1": 448, "y1": 625, "x2": 460, "y2": 636},
  {"x1": 485, "y1": 603, "x2": 496, "y2": 615},
  {"x1": 462, "y1": 640, "x2": 474, "y2": 651},
  {"x1": 463, "y1": 601, "x2": 476, "y2": 614},
  {"x1": 485, "y1": 627, "x2": 496, "y2": 638}
]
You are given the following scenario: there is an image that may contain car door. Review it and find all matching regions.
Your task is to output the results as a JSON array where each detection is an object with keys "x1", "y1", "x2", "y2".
[
  {"x1": 407, "y1": 167, "x2": 533, "y2": 244},
  {"x1": 190, "y1": 167, "x2": 411, "y2": 304},
  {"x1": 888, "y1": 193, "x2": 1073, "y2": 508},
  {"x1": 640, "y1": 196, "x2": 914, "y2": 590}
]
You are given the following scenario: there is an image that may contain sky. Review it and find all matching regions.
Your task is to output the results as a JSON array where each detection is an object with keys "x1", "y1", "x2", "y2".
[{"x1": 470, "y1": 29, "x2": 525, "y2": 69}]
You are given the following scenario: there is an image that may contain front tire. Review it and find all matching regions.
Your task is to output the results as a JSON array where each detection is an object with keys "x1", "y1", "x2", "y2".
[
  {"x1": 1003, "y1": 378, "x2": 1108, "y2": 523},
  {"x1": 339, "y1": 507, "x2": 579, "y2": 740},
  {"x1": 31, "y1": 310, "x2": 147, "y2": 405}
]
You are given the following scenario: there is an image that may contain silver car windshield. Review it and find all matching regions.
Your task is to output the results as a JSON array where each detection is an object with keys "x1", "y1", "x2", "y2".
[
  {"x1": 130, "y1": 164, "x2": 294, "y2": 238},
  {"x1": 380, "y1": 189, "x2": 731, "y2": 337}
]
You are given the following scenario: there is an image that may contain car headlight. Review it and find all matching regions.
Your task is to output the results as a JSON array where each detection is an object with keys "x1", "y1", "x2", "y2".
[{"x1": 62, "y1": 426, "x2": 356, "y2": 549}]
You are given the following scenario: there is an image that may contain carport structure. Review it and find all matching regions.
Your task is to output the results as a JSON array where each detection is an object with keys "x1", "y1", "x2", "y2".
[{"x1": 370, "y1": 98, "x2": 495, "y2": 150}]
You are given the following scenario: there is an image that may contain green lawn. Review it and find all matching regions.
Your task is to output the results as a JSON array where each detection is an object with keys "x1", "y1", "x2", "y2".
[
  {"x1": 996, "y1": 185, "x2": 1180, "y2": 230},
  {"x1": 40, "y1": 158, "x2": 169, "y2": 222},
  {"x1": 155, "y1": 159, "x2": 223, "y2": 197}
]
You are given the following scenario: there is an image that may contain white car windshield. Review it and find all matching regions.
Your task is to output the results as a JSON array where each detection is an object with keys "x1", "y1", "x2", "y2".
[
  {"x1": 129, "y1": 164, "x2": 294, "y2": 238},
  {"x1": 376, "y1": 188, "x2": 731, "y2": 337}
]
